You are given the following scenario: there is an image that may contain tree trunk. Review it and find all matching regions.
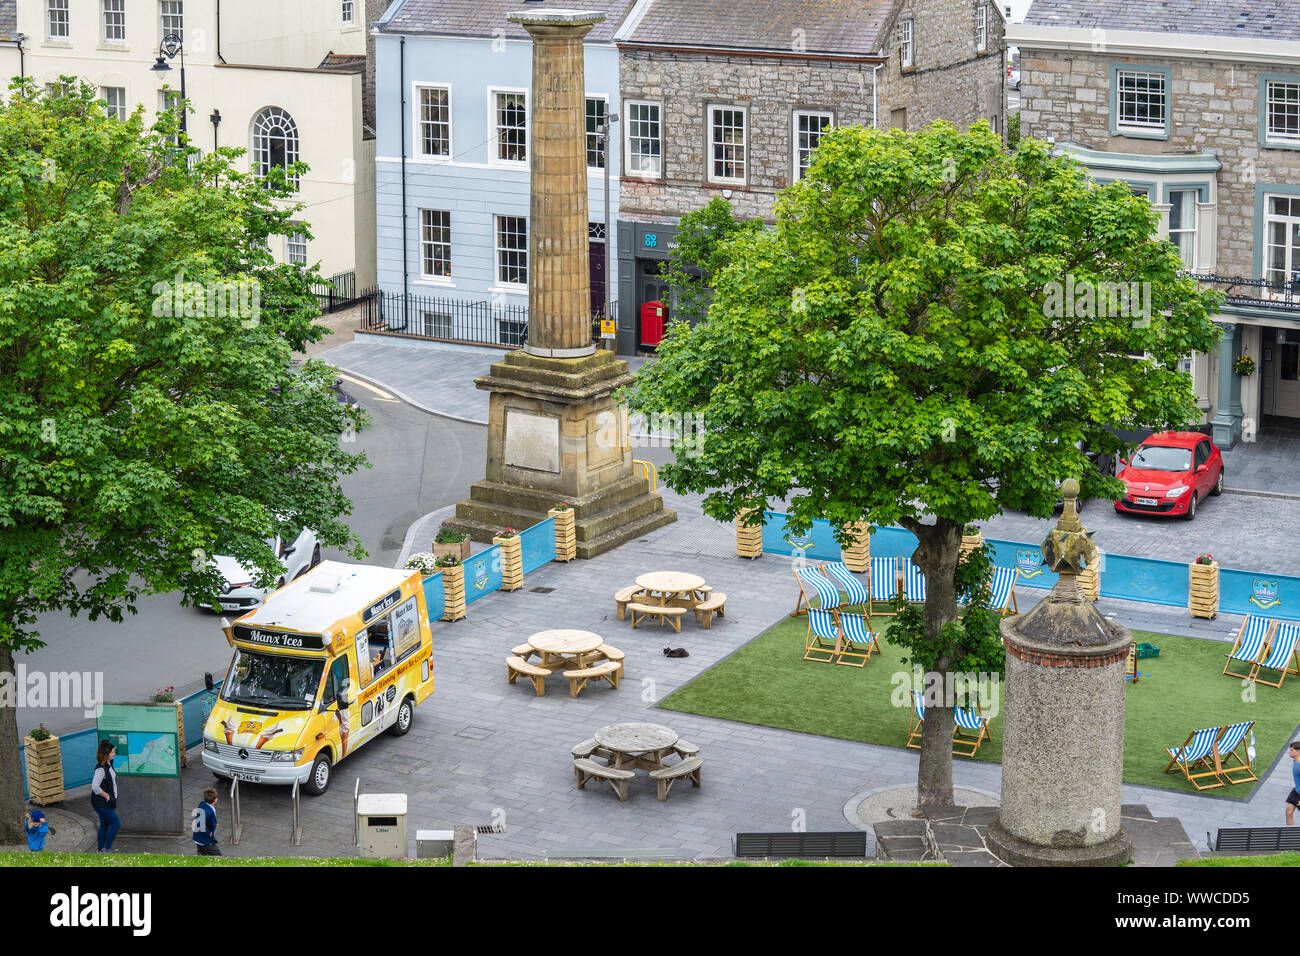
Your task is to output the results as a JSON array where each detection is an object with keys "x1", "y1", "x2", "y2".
[
  {"x1": 912, "y1": 518, "x2": 963, "y2": 810},
  {"x1": 0, "y1": 644, "x2": 27, "y2": 843}
]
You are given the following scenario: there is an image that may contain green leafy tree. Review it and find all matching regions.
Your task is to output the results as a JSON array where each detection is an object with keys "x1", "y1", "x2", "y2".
[
  {"x1": 0, "y1": 79, "x2": 369, "y2": 840},
  {"x1": 663, "y1": 196, "x2": 761, "y2": 327},
  {"x1": 626, "y1": 121, "x2": 1221, "y2": 808}
]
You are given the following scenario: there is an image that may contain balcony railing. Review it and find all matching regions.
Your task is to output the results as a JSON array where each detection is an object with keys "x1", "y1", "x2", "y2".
[{"x1": 1185, "y1": 273, "x2": 1300, "y2": 314}]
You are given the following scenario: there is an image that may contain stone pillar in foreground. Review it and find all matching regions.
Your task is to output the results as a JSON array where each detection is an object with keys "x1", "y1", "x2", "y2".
[
  {"x1": 987, "y1": 479, "x2": 1133, "y2": 866},
  {"x1": 452, "y1": 9, "x2": 675, "y2": 555}
]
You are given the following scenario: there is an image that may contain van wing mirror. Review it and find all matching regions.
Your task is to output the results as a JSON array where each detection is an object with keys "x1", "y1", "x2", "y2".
[{"x1": 204, "y1": 672, "x2": 214, "y2": 692}]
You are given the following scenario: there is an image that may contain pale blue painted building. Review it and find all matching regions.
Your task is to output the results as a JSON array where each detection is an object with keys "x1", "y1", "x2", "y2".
[{"x1": 373, "y1": 0, "x2": 642, "y2": 344}]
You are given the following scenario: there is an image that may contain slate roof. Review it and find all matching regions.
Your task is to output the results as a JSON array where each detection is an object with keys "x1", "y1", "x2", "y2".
[
  {"x1": 379, "y1": 0, "x2": 641, "y2": 43},
  {"x1": 1023, "y1": 0, "x2": 1300, "y2": 42},
  {"x1": 0, "y1": 0, "x2": 19, "y2": 42},
  {"x1": 623, "y1": 0, "x2": 896, "y2": 55}
]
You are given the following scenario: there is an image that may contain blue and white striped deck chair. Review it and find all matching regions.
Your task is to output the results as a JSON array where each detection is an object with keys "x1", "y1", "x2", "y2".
[
  {"x1": 901, "y1": 559, "x2": 926, "y2": 603},
  {"x1": 804, "y1": 608, "x2": 839, "y2": 663},
  {"x1": 793, "y1": 566, "x2": 842, "y2": 617},
  {"x1": 820, "y1": 561, "x2": 869, "y2": 615},
  {"x1": 1221, "y1": 615, "x2": 1276, "y2": 680},
  {"x1": 1164, "y1": 725, "x2": 1229, "y2": 791},
  {"x1": 1255, "y1": 622, "x2": 1300, "y2": 689},
  {"x1": 834, "y1": 612, "x2": 880, "y2": 667},
  {"x1": 905, "y1": 691, "x2": 991, "y2": 757},
  {"x1": 1214, "y1": 720, "x2": 1258, "y2": 785},
  {"x1": 868, "y1": 557, "x2": 900, "y2": 617},
  {"x1": 989, "y1": 566, "x2": 1019, "y2": 616}
]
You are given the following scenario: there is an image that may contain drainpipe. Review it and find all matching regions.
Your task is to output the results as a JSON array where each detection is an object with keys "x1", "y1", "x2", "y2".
[
  {"x1": 871, "y1": 62, "x2": 884, "y2": 128},
  {"x1": 216, "y1": 0, "x2": 225, "y2": 63},
  {"x1": 400, "y1": 35, "x2": 409, "y2": 330}
]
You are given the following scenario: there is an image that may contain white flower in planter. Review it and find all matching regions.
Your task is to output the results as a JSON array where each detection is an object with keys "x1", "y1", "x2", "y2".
[{"x1": 405, "y1": 552, "x2": 439, "y2": 576}]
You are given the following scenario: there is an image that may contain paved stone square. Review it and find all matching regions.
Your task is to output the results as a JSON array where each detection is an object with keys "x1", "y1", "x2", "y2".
[{"x1": 55, "y1": 486, "x2": 1298, "y2": 863}]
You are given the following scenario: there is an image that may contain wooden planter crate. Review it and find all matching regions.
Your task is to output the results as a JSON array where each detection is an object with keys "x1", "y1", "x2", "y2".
[
  {"x1": 736, "y1": 507, "x2": 763, "y2": 560},
  {"x1": 1078, "y1": 565, "x2": 1100, "y2": 602},
  {"x1": 433, "y1": 538, "x2": 471, "y2": 563},
  {"x1": 549, "y1": 509, "x2": 576, "y2": 562},
  {"x1": 1189, "y1": 561, "x2": 1219, "y2": 619},
  {"x1": 175, "y1": 701, "x2": 187, "y2": 768},
  {"x1": 495, "y1": 536, "x2": 524, "y2": 591},
  {"x1": 841, "y1": 521, "x2": 870, "y2": 573},
  {"x1": 960, "y1": 533, "x2": 984, "y2": 558},
  {"x1": 24, "y1": 734, "x2": 64, "y2": 806},
  {"x1": 441, "y1": 564, "x2": 467, "y2": 621}
]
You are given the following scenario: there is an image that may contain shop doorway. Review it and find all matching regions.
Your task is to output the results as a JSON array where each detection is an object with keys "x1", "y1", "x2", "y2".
[{"x1": 1261, "y1": 328, "x2": 1300, "y2": 420}]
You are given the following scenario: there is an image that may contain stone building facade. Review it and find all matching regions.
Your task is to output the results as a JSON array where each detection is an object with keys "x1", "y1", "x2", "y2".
[
  {"x1": 614, "y1": 0, "x2": 1007, "y2": 352},
  {"x1": 1010, "y1": 0, "x2": 1300, "y2": 447}
]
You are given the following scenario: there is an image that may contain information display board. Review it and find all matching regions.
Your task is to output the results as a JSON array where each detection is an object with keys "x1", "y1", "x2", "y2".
[{"x1": 96, "y1": 704, "x2": 181, "y2": 778}]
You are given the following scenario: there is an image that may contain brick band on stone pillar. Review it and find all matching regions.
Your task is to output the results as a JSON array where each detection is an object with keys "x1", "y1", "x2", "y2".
[{"x1": 507, "y1": 9, "x2": 603, "y2": 359}]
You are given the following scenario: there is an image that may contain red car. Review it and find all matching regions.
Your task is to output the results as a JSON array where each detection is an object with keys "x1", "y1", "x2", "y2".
[{"x1": 1114, "y1": 431, "x2": 1224, "y2": 521}]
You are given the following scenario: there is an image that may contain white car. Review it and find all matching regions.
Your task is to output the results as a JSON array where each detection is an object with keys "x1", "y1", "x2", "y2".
[{"x1": 203, "y1": 527, "x2": 321, "y2": 613}]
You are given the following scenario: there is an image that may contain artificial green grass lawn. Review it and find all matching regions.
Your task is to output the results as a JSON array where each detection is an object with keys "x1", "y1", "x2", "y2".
[
  {"x1": 658, "y1": 617, "x2": 1300, "y2": 799},
  {"x1": 1178, "y1": 853, "x2": 1300, "y2": 867},
  {"x1": 0, "y1": 851, "x2": 452, "y2": 867}
]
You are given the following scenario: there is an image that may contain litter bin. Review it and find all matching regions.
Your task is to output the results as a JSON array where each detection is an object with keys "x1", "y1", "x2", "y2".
[{"x1": 357, "y1": 793, "x2": 407, "y2": 859}]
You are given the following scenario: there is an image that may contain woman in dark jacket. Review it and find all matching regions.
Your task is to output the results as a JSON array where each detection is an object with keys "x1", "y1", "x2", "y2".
[{"x1": 90, "y1": 740, "x2": 120, "y2": 852}]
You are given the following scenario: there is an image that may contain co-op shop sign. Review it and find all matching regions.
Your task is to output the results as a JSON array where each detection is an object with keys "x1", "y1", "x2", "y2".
[{"x1": 642, "y1": 232, "x2": 678, "y2": 253}]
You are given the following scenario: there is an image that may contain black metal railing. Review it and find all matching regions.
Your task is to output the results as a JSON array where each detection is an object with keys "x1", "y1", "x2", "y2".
[
  {"x1": 1186, "y1": 272, "x2": 1300, "y2": 314},
  {"x1": 360, "y1": 289, "x2": 530, "y2": 347},
  {"x1": 312, "y1": 270, "x2": 362, "y2": 313},
  {"x1": 358, "y1": 289, "x2": 606, "y2": 348}
]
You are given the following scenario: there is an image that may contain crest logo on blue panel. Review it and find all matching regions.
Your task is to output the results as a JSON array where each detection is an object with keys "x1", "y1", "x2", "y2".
[
  {"x1": 1015, "y1": 548, "x2": 1044, "y2": 578},
  {"x1": 1249, "y1": 578, "x2": 1281, "y2": 610},
  {"x1": 1131, "y1": 567, "x2": 1159, "y2": 595},
  {"x1": 784, "y1": 533, "x2": 815, "y2": 552},
  {"x1": 474, "y1": 560, "x2": 489, "y2": 592}
]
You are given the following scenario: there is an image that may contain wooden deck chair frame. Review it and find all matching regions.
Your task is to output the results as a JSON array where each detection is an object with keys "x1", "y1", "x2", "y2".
[
  {"x1": 868, "y1": 556, "x2": 900, "y2": 622},
  {"x1": 906, "y1": 692, "x2": 990, "y2": 757},
  {"x1": 951, "y1": 703, "x2": 991, "y2": 758},
  {"x1": 1127, "y1": 642, "x2": 1139, "y2": 684},
  {"x1": 1214, "y1": 721, "x2": 1258, "y2": 786},
  {"x1": 804, "y1": 608, "x2": 839, "y2": 664},
  {"x1": 834, "y1": 611, "x2": 880, "y2": 668},
  {"x1": 792, "y1": 565, "x2": 843, "y2": 618},
  {"x1": 819, "y1": 561, "x2": 869, "y2": 616},
  {"x1": 1163, "y1": 726, "x2": 1229, "y2": 791},
  {"x1": 1253, "y1": 623, "x2": 1300, "y2": 690},
  {"x1": 990, "y1": 566, "x2": 1020, "y2": 616},
  {"x1": 1221, "y1": 616, "x2": 1276, "y2": 680}
]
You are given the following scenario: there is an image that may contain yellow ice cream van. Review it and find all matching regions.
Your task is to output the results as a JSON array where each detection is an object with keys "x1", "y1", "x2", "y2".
[{"x1": 202, "y1": 561, "x2": 434, "y2": 795}]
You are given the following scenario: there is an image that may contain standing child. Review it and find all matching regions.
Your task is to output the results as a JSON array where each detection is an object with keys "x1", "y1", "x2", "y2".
[
  {"x1": 24, "y1": 809, "x2": 49, "y2": 852},
  {"x1": 193, "y1": 787, "x2": 221, "y2": 856},
  {"x1": 1287, "y1": 741, "x2": 1299, "y2": 826}
]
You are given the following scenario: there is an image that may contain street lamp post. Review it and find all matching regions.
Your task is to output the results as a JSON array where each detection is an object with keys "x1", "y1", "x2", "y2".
[{"x1": 150, "y1": 33, "x2": 187, "y2": 134}]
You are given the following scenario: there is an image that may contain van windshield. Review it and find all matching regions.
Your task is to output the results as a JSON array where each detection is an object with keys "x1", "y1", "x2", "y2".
[{"x1": 222, "y1": 649, "x2": 324, "y2": 711}]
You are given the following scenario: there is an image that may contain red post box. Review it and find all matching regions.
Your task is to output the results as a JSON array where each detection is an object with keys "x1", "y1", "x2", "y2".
[{"x1": 640, "y1": 299, "x2": 666, "y2": 347}]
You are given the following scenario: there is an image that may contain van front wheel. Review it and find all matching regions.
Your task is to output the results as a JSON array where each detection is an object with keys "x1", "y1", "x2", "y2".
[
  {"x1": 305, "y1": 753, "x2": 331, "y2": 795},
  {"x1": 389, "y1": 697, "x2": 414, "y2": 737}
]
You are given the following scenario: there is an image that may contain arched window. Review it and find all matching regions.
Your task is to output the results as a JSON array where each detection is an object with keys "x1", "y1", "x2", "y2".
[{"x1": 251, "y1": 107, "x2": 299, "y2": 186}]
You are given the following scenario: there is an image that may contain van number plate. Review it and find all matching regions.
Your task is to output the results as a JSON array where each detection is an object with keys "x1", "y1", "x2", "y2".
[{"x1": 230, "y1": 770, "x2": 261, "y2": 782}]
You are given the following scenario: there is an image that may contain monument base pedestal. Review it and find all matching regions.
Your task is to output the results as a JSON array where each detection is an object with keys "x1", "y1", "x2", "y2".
[
  {"x1": 453, "y1": 349, "x2": 676, "y2": 558},
  {"x1": 986, "y1": 817, "x2": 1132, "y2": 867}
]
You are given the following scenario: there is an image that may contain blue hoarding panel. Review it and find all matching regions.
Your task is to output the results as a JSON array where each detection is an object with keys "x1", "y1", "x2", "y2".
[
  {"x1": 422, "y1": 572, "x2": 445, "y2": 623},
  {"x1": 1220, "y1": 568, "x2": 1300, "y2": 622},
  {"x1": 465, "y1": 546, "x2": 503, "y2": 605},
  {"x1": 757, "y1": 513, "x2": 842, "y2": 562},
  {"x1": 1099, "y1": 553, "x2": 1188, "y2": 608},
  {"x1": 986, "y1": 538, "x2": 1057, "y2": 589},
  {"x1": 522, "y1": 517, "x2": 557, "y2": 573}
]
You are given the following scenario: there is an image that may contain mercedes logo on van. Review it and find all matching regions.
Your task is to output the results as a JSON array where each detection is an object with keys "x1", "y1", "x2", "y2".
[{"x1": 238, "y1": 748, "x2": 249, "y2": 760}]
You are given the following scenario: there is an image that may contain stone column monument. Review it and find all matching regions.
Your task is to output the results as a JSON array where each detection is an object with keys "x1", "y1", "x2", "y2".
[
  {"x1": 453, "y1": 9, "x2": 675, "y2": 556},
  {"x1": 986, "y1": 479, "x2": 1133, "y2": 866}
]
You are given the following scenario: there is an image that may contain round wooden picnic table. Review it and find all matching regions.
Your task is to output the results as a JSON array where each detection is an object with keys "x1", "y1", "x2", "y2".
[
  {"x1": 528, "y1": 629, "x2": 604, "y2": 669},
  {"x1": 635, "y1": 571, "x2": 707, "y2": 607},
  {"x1": 594, "y1": 722, "x2": 679, "y2": 771}
]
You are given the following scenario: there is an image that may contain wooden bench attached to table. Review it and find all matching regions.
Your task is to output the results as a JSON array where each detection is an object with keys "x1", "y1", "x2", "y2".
[
  {"x1": 594, "y1": 644, "x2": 625, "y2": 676},
  {"x1": 649, "y1": 756, "x2": 703, "y2": 801},
  {"x1": 571, "y1": 737, "x2": 616, "y2": 762},
  {"x1": 615, "y1": 585, "x2": 646, "y2": 621},
  {"x1": 628, "y1": 603, "x2": 688, "y2": 633},
  {"x1": 511, "y1": 643, "x2": 536, "y2": 661},
  {"x1": 562, "y1": 661, "x2": 621, "y2": 698},
  {"x1": 506, "y1": 656, "x2": 551, "y2": 696},
  {"x1": 693, "y1": 593, "x2": 727, "y2": 629},
  {"x1": 573, "y1": 757, "x2": 636, "y2": 801}
]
